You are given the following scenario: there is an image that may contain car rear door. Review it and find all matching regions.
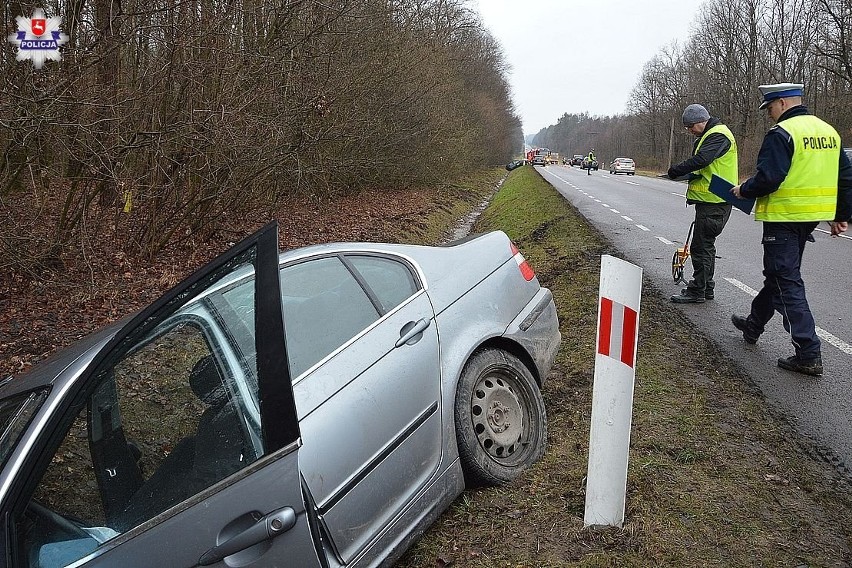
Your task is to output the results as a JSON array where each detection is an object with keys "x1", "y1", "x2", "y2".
[
  {"x1": 4, "y1": 223, "x2": 323, "y2": 568},
  {"x1": 288, "y1": 252, "x2": 442, "y2": 564}
]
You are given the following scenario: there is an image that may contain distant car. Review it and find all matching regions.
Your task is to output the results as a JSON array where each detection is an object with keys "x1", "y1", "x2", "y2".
[
  {"x1": 531, "y1": 155, "x2": 547, "y2": 166},
  {"x1": 581, "y1": 158, "x2": 598, "y2": 171},
  {"x1": 572, "y1": 155, "x2": 583, "y2": 166},
  {"x1": 609, "y1": 158, "x2": 636, "y2": 175},
  {"x1": 0, "y1": 223, "x2": 560, "y2": 568}
]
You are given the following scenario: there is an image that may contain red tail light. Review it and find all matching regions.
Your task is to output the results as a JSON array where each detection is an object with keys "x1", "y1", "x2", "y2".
[{"x1": 510, "y1": 242, "x2": 536, "y2": 281}]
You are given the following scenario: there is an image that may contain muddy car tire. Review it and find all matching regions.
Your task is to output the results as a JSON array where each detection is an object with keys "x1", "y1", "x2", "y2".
[{"x1": 454, "y1": 348, "x2": 547, "y2": 486}]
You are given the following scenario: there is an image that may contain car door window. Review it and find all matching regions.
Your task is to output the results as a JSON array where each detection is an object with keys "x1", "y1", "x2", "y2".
[
  {"x1": 15, "y1": 267, "x2": 264, "y2": 568},
  {"x1": 279, "y1": 257, "x2": 380, "y2": 379},
  {"x1": 346, "y1": 255, "x2": 420, "y2": 313},
  {"x1": 0, "y1": 390, "x2": 49, "y2": 470}
]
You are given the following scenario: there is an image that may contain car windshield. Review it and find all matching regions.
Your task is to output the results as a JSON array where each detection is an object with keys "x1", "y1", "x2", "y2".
[{"x1": 0, "y1": 389, "x2": 49, "y2": 470}]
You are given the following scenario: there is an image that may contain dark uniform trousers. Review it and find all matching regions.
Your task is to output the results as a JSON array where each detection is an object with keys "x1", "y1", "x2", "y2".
[
  {"x1": 747, "y1": 221, "x2": 821, "y2": 359},
  {"x1": 686, "y1": 202, "x2": 732, "y2": 294}
]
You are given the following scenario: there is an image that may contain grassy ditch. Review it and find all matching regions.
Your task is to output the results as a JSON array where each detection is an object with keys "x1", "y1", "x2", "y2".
[{"x1": 397, "y1": 165, "x2": 852, "y2": 567}]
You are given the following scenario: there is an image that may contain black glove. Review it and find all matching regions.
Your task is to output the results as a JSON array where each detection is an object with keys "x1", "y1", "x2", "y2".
[{"x1": 667, "y1": 166, "x2": 677, "y2": 179}]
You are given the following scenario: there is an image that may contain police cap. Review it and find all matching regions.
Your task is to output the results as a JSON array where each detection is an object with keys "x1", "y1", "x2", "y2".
[{"x1": 758, "y1": 82, "x2": 804, "y2": 109}]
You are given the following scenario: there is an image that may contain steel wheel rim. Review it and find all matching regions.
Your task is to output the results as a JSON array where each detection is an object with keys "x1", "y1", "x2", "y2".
[{"x1": 470, "y1": 368, "x2": 530, "y2": 464}]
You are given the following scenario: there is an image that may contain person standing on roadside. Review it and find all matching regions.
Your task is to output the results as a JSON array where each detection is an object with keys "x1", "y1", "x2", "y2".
[
  {"x1": 586, "y1": 149, "x2": 596, "y2": 175},
  {"x1": 668, "y1": 104, "x2": 738, "y2": 304},
  {"x1": 731, "y1": 82, "x2": 852, "y2": 377}
]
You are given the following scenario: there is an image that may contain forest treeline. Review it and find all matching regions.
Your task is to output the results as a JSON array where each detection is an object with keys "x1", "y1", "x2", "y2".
[
  {"x1": 533, "y1": 0, "x2": 852, "y2": 174},
  {"x1": 1, "y1": 0, "x2": 521, "y2": 265}
]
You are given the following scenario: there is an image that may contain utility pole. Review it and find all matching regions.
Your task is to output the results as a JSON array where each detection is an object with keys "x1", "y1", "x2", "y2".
[{"x1": 667, "y1": 116, "x2": 675, "y2": 168}]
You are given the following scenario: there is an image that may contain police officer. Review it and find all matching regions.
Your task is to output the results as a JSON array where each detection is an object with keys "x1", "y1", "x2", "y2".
[
  {"x1": 731, "y1": 82, "x2": 852, "y2": 376},
  {"x1": 668, "y1": 104, "x2": 738, "y2": 303},
  {"x1": 587, "y1": 149, "x2": 596, "y2": 175}
]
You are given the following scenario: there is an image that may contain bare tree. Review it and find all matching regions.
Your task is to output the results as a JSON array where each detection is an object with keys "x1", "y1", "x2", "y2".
[{"x1": 1, "y1": 0, "x2": 522, "y2": 270}]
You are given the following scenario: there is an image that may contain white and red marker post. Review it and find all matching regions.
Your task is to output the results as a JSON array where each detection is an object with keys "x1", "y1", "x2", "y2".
[{"x1": 584, "y1": 255, "x2": 642, "y2": 528}]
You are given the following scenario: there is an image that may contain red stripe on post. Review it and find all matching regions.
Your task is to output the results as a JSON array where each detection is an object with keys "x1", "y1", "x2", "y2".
[
  {"x1": 598, "y1": 297, "x2": 613, "y2": 356},
  {"x1": 621, "y1": 305, "x2": 638, "y2": 368}
]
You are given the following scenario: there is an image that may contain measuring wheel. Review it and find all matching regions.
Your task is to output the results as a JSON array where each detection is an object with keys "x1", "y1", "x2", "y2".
[
  {"x1": 671, "y1": 247, "x2": 689, "y2": 284},
  {"x1": 671, "y1": 222, "x2": 695, "y2": 284}
]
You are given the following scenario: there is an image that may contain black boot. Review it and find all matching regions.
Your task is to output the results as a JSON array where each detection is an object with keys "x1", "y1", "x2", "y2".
[
  {"x1": 777, "y1": 355, "x2": 823, "y2": 377},
  {"x1": 671, "y1": 290, "x2": 705, "y2": 304},
  {"x1": 731, "y1": 314, "x2": 760, "y2": 344},
  {"x1": 682, "y1": 287, "x2": 713, "y2": 300}
]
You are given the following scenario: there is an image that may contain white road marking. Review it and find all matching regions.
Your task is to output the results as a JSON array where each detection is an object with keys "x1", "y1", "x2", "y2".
[
  {"x1": 819, "y1": 329, "x2": 852, "y2": 355},
  {"x1": 725, "y1": 277, "x2": 758, "y2": 296},
  {"x1": 623, "y1": 180, "x2": 640, "y2": 185},
  {"x1": 724, "y1": 278, "x2": 852, "y2": 356},
  {"x1": 672, "y1": 192, "x2": 685, "y2": 197},
  {"x1": 657, "y1": 236, "x2": 674, "y2": 246},
  {"x1": 594, "y1": 199, "x2": 601, "y2": 203},
  {"x1": 602, "y1": 203, "x2": 610, "y2": 207},
  {"x1": 610, "y1": 208, "x2": 620, "y2": 213},
  {"x1": 636, "y1": 225, "x2": 650, "y2": 231},
  {"x1": 622, "y1": 215, "x2": 633, "y2": 221}
]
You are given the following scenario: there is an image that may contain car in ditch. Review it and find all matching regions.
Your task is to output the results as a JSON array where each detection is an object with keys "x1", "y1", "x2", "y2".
[
  {"x1": 505, "y1": 159, "x2": 524, "y2": 171},
  {"x1": 0, "y1": 222, "x2": 560, "y2": 568},
  {"x1": 609, "y1": 158, "x2": 636, "y2": 175}
]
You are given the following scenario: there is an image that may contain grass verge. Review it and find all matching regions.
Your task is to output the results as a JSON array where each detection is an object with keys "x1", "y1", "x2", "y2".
[{"x1": 397, "y1": 165, "x2": 852, "y2": 567}]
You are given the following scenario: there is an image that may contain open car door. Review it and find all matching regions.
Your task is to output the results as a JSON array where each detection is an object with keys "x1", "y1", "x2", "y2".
[{"x1": 6, "y1": 223, "x2": 324, "y2": 568}]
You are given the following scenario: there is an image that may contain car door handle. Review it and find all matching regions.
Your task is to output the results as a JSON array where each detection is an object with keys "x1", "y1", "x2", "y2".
[
  {"x1": 395, "y1": 318, "x2": 431, "y2": 348},
  {"x1": 198, "y1": 507, "x2": 296, "y2": 566}
]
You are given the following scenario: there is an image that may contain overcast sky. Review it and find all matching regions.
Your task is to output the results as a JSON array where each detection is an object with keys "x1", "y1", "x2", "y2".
[{"x1": 475, "y1": 0, "x2": 708, "y2": 136}]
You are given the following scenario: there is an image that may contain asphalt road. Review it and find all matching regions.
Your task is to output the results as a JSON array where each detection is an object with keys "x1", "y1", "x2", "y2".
[{"x1": 537, "y1": 163, "x2": 852, "y2": 471}]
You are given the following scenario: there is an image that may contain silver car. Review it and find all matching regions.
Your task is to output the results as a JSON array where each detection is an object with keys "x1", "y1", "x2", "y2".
[
  {"x1": 609, "y1": 158, "x2": 636, "y2": 175},
  {"x1": 0, "y1": 222, "x2": 560, "y2": 567}
]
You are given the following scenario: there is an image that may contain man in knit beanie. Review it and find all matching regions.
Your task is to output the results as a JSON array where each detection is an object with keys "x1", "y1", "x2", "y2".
[{"x1": 667, "y1": 104, "x2": 738, "y2": 304}]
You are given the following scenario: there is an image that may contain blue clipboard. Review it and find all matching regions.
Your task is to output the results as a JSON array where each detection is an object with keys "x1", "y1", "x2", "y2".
[{"x1": 709, "y1": 174, "x2": 755, "y2": 214}]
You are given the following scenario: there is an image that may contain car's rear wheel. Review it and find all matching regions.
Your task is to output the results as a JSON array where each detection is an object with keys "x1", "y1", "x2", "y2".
[{"x1": 454, "y1": 348, "x2": 547, "y2": 486}]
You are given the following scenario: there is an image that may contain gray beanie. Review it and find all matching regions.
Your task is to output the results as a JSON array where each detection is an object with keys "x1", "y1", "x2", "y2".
[{"x1": 682, "y1": 104, "x2": 710, "y2": 126}]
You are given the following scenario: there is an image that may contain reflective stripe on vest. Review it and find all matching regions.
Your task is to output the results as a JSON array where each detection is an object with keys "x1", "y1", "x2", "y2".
[
  {"x1": 755, "y1": 115, "x2": 839, "y2": 222},
  {"x1": 686, "y1": 124, "x2": 738, "y2": 203}
]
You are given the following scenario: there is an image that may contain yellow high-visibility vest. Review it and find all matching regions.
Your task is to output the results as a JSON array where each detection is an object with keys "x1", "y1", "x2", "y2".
[
  {"x1": 686, "y1": 124, "x2": 738, "y2": 203},
  {"x1": 755, "y1": 115, "x2": 840, "y2": 222}
]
